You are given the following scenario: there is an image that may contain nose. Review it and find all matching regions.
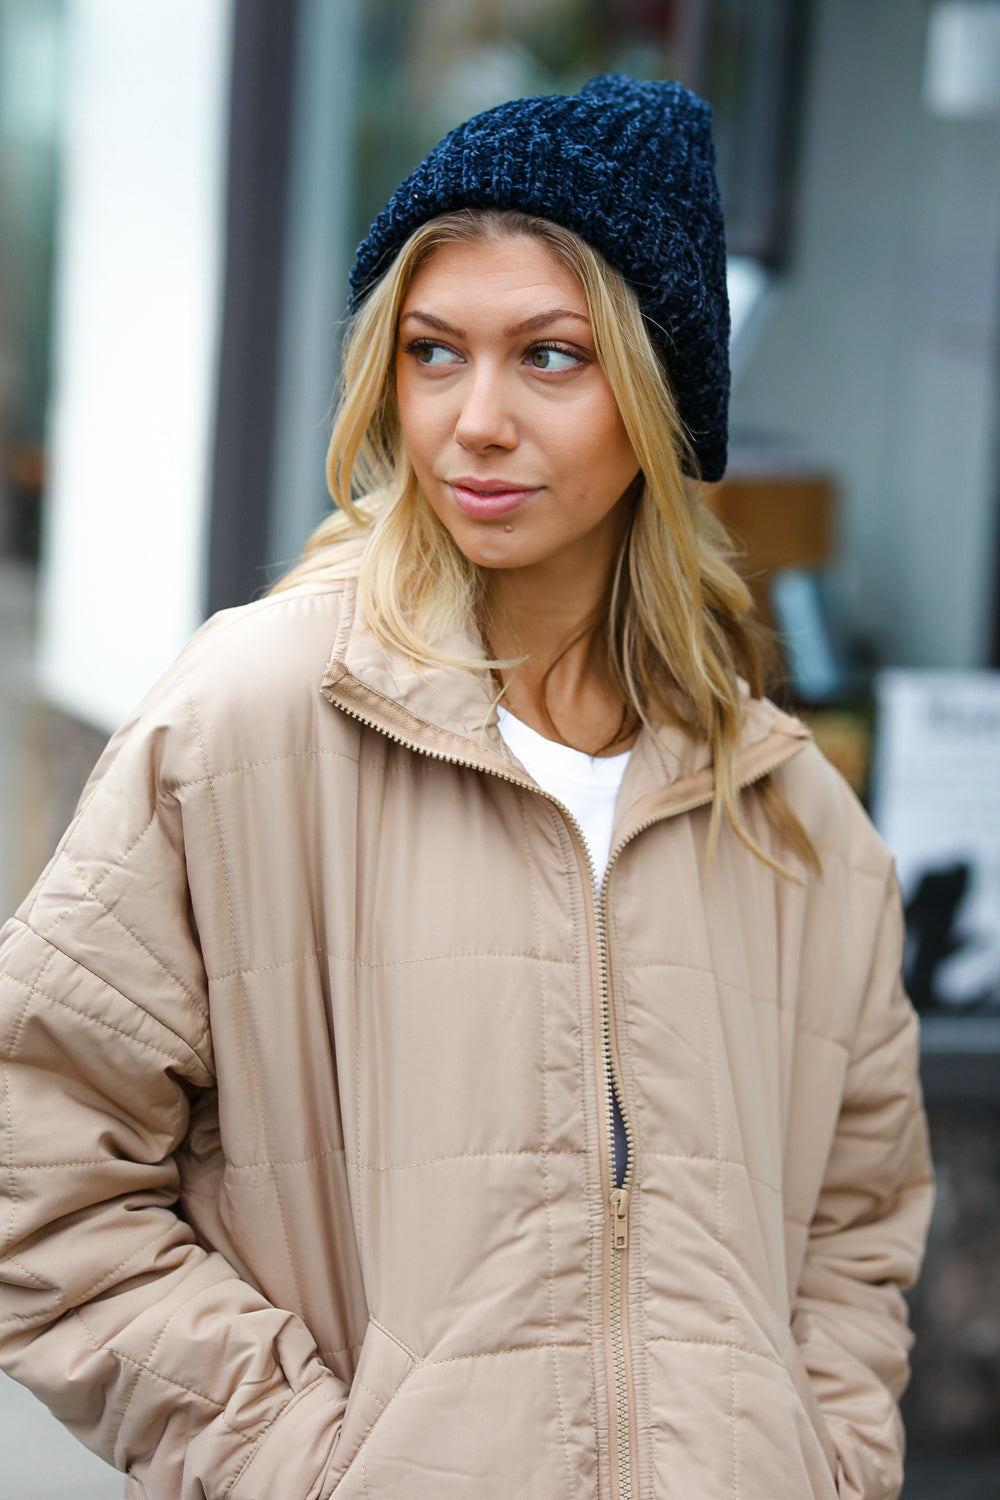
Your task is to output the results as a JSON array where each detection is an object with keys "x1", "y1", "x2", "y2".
[{"x1": 454, "y1": 362, "x2": 518, "y2": 453}]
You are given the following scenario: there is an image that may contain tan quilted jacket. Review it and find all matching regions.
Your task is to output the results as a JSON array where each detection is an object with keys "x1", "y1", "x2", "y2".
[{"x1": 0, "y1": 580, "x2": 932, "y2": 1500}]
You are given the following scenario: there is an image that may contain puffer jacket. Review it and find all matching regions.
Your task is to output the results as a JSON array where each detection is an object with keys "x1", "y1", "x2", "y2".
[{"x1": 0, "y1": 579, "x2": 932, "y2": 1500}]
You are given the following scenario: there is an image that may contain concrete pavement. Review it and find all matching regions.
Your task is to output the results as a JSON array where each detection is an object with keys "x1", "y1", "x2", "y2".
[{"x1": 0, "y1": 1372, "x2": 120, "y2": 1499}]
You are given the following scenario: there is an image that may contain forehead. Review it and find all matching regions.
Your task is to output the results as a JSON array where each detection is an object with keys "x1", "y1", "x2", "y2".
[{"x1": 402, "y1": 235, "x2": 587, "y2": 314}]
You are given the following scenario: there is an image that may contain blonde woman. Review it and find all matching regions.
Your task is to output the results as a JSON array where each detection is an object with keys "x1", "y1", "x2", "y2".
[{"x1": 0, "y1": 77, "x2": 930, "y2": 1499}]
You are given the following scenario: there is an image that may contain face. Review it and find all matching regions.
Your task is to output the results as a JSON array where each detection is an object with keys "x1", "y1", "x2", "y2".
[{"x1": 395, "y1": 235, "x2": 640, "y2": 575}]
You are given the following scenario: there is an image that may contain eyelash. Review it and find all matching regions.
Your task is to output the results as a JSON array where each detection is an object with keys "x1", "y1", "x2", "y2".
[
  {"x1": 402, "y1": 338, "x2": 455, "y2": 363},
  {"x1": 403, "y1": 337, "x2": 588, "y2": 369},
  {"x1": 529, "y1": 341, "x2": 588, "y2": 369}
]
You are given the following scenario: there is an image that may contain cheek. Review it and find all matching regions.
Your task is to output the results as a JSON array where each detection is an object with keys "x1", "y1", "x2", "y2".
[
  {"x1": 396, "y1": 376, "x2": 418, "y2": 449},
  {"x1": 399, "y1": 393, "x2": 456, "y2": 484},
  {"x1": 574, "y1": 402, "x2": 638, "y2": 487}
]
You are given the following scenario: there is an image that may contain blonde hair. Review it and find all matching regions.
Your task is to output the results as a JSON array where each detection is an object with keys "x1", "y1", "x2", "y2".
[{"x1": 273, "y1": 208, "x2": 819, "y2": 877}]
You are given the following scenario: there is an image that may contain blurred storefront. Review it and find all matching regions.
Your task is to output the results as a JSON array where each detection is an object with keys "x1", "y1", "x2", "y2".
[
  {"x1": 0, "y1": 0, "x2": 63, "y2": 563},
  {"x1": 1, "y1": 0, "x2": 999, "y2": 1493}
]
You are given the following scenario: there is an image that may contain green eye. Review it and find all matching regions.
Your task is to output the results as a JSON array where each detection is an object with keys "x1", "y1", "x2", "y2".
[
  {"x1": 409, "y1": 341, "x2": 459, "y2": 366},
  {"x1": 529, "y1": 346, "x2": 579, "y2": 371}
]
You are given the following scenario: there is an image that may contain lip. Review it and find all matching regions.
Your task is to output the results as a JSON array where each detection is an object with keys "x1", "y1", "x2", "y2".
[{"x1": 448, "y1": 479, "x2": 539, "y2": 519}]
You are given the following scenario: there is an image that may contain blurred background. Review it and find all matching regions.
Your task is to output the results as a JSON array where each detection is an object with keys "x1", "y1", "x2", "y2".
[{"x1": 0, "y1": 0, "x2": 998, "y2": 1495}]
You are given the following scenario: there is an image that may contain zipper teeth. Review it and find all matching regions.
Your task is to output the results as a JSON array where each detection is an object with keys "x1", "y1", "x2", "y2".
[
  {"x1": 611, "y1": 1245, "x2": 632, "y2": 1500},
  {"x1": 598, "y1": 891, "x2": 634, "y2": 1201},
  {"x1": 596, "y1": 876, "x2": 632, "y2": 1499}
]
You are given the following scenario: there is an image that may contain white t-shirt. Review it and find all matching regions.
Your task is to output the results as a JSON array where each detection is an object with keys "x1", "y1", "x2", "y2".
[{"x1": 497, "y1": 708, "x2": 631, "y2": 887}]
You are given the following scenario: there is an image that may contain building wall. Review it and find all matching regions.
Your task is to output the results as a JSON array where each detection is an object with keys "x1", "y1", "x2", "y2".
[
  {"x1": 731, "y1": 0, "x2": 1000, "y2": 668},
  {"x1": 37, "y1": 0, "x2": 232, "y2": 731}
]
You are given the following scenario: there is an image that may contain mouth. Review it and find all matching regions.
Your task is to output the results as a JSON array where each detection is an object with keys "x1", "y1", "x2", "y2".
[{"x1": 448, "y1": 478, "x2": 539, "y2": 519}]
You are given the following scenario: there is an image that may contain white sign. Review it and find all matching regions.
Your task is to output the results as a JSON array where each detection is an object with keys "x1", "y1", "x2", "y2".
[
  {"x1": 925, "y1": 1, "x2": 1000, "y2": 118},
  {"x1": 872, "y1": 670, "x2": 1000, "y2": 1011}
]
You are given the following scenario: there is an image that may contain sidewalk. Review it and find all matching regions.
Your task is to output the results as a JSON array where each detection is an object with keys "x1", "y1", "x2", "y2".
[
  {"x1": 904, "y1": 1455, "x2": 1000, "y2": 1497},
  {"x1": 0, "y1": 1372, "x2": 121, "y2": 1499}
]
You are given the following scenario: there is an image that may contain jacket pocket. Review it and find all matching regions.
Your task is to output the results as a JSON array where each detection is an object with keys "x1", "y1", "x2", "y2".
[
  {"x1": 321, "y1": 1319, "x2": 416, "y2": 1495},
  {"x1": 782, "y1": 1329, "x2": 840, "y2": 1483}
]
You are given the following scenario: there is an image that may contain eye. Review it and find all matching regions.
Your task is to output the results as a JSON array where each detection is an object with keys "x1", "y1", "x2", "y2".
[
  {"x1": 406, "y1": 339, "x2": 461, "y2": 367},
  {"x1": 527, "y1": 344, "x2": 583, "y2": 372}
]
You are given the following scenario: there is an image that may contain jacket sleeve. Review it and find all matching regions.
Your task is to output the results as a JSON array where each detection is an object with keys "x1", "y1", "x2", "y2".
[
  {"x1": 0, "y1": 670, "x2": 349, "y2": 1498},
  {"x1": 791, "y1": 857, "x2": 933, "y2": 1500}
]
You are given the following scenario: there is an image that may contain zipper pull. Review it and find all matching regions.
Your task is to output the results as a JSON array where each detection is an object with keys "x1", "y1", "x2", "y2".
[{"x1": 610, "y1": 1187, "x2": 630, "y2": 1250}]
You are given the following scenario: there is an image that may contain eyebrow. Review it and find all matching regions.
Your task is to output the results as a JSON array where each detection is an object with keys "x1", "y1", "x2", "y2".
[{"x1": 399, "y1": 308, "x2": 590, "y2": 338}]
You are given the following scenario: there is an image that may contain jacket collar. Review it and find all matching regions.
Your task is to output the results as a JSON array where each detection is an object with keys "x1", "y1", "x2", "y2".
[{"x1": 320, "y1": 579, "x2": 810, "y2": 823}]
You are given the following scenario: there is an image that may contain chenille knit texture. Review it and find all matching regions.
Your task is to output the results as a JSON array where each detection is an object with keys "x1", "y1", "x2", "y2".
[{"x1": 350, "y1": 74, "x2": 731, "y2": 482}]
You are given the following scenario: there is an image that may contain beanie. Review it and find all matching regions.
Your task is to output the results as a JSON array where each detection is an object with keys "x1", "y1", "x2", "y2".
[{"x1": 349, "y1": 75, "x2": 730, "y2": 482}]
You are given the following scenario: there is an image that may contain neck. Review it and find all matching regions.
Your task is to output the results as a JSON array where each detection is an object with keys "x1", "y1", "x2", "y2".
[{"x1": 482, "y1": 545, "x2": 633, "y2": 755}]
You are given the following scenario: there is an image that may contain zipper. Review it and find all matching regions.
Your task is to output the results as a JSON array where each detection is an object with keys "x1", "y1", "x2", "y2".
[
  {"x1": 324, "y1": 680, "x2": 804, "y2": 1500},
  {"x1": 595, "y1": 851, "x2": 635, "y2": 1500},
  {"x1": 573, "y1": 815, "x2": 636, "y2": 1500}
]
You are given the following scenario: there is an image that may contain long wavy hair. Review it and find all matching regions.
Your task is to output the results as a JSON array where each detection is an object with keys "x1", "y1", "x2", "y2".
[{"x1": 273, "y1": 208, "x2": 818, "y2": 876}]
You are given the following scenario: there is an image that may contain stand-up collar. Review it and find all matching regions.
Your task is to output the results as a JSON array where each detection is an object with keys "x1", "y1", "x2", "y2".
[{"x1": 320, "y1": 579, "x2": 810, "y2": 821}]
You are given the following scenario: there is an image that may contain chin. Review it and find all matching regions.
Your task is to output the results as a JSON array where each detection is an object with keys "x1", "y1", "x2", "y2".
[{"x1": 462, "y1": 541, "x2": 525, "y2": 570}]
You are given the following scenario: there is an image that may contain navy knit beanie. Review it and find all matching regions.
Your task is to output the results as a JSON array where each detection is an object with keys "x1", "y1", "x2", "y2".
[{"x1": 350, "y1": 74, "x2": 730, "y2": 482}]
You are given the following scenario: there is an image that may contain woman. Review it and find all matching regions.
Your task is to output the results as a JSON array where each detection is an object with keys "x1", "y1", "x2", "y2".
[{"x1": 0, "y1": 77, "x2": 931, "y2": 1499}]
